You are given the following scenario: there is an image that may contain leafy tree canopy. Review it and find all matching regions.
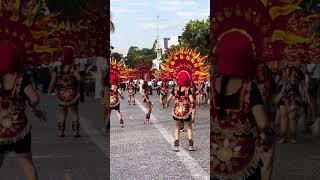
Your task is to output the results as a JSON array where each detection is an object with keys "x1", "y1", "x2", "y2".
[
  {"x1": 126, "y1": 46, "x2": 156, "y2": 68},
  {"x1": 180, "y1": 18, "x2": 210, "y2": 56},
  {"x1": 111, "y1": 52, "x2": 123, "y2": 61}
]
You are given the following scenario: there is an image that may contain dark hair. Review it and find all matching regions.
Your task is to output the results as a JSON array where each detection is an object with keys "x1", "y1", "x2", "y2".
[{"x1": 216, "y1": 76, "x2": 230, "y2": 116}]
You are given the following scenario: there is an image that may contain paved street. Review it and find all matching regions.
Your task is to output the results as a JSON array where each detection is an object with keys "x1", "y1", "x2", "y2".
[
  {"x1": 110, "y1": 92, "x2": 210, "y2": 180},
  {"x1": 0, "y1": 93, "x2": 106, "y2": 180}
]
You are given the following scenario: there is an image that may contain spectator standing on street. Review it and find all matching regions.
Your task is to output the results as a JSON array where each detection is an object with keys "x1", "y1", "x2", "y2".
[
  {"x1": 48, "y1": 46, "x2": 81, "y2": 137},
  {"x1": 0, "y1": 41, "x2": 46, "y2": 180}
]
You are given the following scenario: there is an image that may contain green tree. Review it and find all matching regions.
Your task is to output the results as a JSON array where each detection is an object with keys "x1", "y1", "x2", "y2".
[
  {"x1": 110, "y1": 13, "x2": 115, "y2": 32},
  {"x1": 180, "y1": 18, "x2": 210, "y2": 56},
  {"x1": 112, "y1": 52, "x2": 123, "y2": 61},
  {"x1": 126, "y1": 46, "x2": 156, "y2": 68}
]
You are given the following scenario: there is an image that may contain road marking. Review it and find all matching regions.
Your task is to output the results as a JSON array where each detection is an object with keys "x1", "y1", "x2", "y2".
[{"x1": 136, "y1": 100, "x2": 210, "y2": 180}]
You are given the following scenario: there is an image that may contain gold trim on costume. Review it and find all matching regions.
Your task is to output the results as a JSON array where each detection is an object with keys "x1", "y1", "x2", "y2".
[{"x1": 214, "y1": 28, "x2": 256, "y2": 57}]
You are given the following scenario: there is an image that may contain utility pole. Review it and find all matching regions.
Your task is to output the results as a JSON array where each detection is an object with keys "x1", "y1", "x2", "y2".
[{"x1": 155, "y1": 16, "x2": 161, "y2": 70}]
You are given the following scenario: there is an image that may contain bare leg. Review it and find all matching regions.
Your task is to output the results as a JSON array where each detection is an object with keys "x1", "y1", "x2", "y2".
[
  {"x1": 261, "y1": 112, "x2": 275, "y2": 180},
  {"x1": 192, "y1": 108, "x2": 196, "y2": 125},
  {"x1": 186, "y1": 121, "x2": 193, "y2": 140},
  {"x1": 58, "y1": 105, "x2": 68, "y2": 137},
  {"x1": 261, "y1": 145, "x2": 274, "y2": 180},
  {"x1": 278, "y1": 105, "x2": 287, "y2": 143},
  {"x1": 186, "y1": 121, "x2": 195, "y2": 151},
  {"x1": 132, "y1": 95, "x2": 135, "y2": 105},
  {"x1": 173, "y1": 120, "x2": 181, "y2": 151},
  {"x1": 160, "y1": 94, "x2": 163, "y2": 107},
  {"x1": 144, "y1": 102, "x2": 152, "y2": 124},
  {"x1": 116, "y1": 110, "x2": 124, "y2": 127},
  {"x1": 16, "y1": 153, "x2": 38, "y2": 180},
  {"x1": 69, "y1": 103, "x2": 80, "y2": 137}
]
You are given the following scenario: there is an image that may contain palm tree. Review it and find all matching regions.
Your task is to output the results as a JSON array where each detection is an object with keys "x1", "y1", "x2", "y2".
[
  {"x1": 110, "y1": 14, "x2": 115, "y2": 32},
  {"x1": 300, "y1": 0, "x2": 320, "y2": 12}
]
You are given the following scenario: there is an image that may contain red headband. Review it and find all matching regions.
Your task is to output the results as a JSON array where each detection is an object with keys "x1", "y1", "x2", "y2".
[
  {"x1": 177, "y1": 70, "x2": 190, "y2": 86},
  {"x1": 61, "y1": 46, "x2": 75, "y2": 65},
  {"x1": 215, "y1": 31, "x2": 255, "y2": 77}
]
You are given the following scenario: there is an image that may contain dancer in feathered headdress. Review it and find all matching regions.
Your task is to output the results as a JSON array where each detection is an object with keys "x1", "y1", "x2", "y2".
[
  {"x1": 126, "y1": 75, "x2": 136, "y2": 105},
  {"x1": 48, "y1": 45, "x2": 82, "y2": 137},
  {"x1": 104, "y1": 58, "x2": 125, "y2": 128},
  {"x1": 136, "y1": 64, "x2": 154, "y2": 124},
  {"x1": 159, "y1": 77, "x2": 169, "y2": 108},
  {"x1": 209, "y1": 0, "x2": 290, "y2": 179},
  {"x1": 162, "y1": 47, "x2": 208, "y2": 152},
  {"x1": 126, "y1": 68, "x2": 138, "y2": 105},
  {"x1": 156, "y1": 70, "x2": 171, "y2": 108}
]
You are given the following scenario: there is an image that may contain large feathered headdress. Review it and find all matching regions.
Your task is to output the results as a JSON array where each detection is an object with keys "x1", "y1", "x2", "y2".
[
  {"x1": 0, "y1": 0, "x2": 58, "y2": 69},
  {"x1": 211, "y1": 0, "x2": 303, "y2": 76},
  {"x1": 160, "y1": 47, "x2": 208, "y2": 85},
  {"x1": 110, "y1": 57, "x2": 127, "y2": 83},
  {"x1": 275, "y1": 11, "x2": 320, "y2": 63},
  {"x1": 136, "y1": 64, "x2": 153, "y2": 80}
]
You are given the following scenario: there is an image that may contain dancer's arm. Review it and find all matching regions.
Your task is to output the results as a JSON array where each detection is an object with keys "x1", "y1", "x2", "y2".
[
  {"x1": 118, "y1": 88, "x2": 124, "y2": 99},
  {"x1": 166, "y1": 94, "x2": 173, "y2": 107},
  {"x1": 189, "y1": 91, "x2": 194, "y2": 109},
  {"x1": 24, "y1": 82, "x2": 46, "y2": 122},
  {"x1": 251, "y1": 83, "x2": 274, "y2": 151}
]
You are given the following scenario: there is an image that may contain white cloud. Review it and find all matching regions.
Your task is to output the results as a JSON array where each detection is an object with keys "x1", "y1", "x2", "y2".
[
  {"x1": 158, "y1": 0, "x2": 197, "y2": 12},
  {"x1": 112, "y1": 7, "x2": 139, "y2": 14},
  {"x1": 140, "y1": 21, "x2": 181, "y2": 30},
  {"x1": 175, "y1": 8, "x2": 209, "y2": 19}
]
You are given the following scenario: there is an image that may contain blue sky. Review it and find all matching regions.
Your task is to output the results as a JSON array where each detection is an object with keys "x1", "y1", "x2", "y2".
[{"x1": 110, "y1": 0, "x2": 209, "y2": 54}]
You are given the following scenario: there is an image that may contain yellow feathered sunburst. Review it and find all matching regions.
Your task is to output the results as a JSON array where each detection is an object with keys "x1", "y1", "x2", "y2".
[{"x1": 160, "y1": 47, "x2": 209, "y2": 83}]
